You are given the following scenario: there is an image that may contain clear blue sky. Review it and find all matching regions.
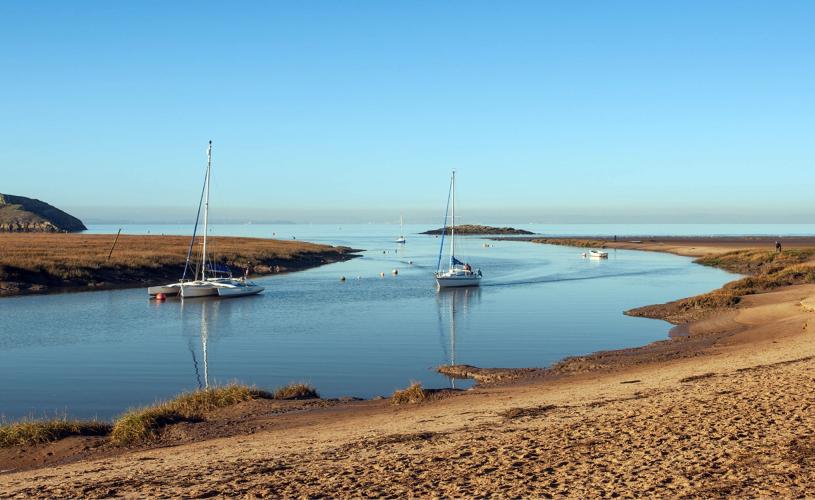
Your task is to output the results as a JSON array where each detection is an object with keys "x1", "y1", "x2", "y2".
[{"x1": 2, "y1": 1, "x2": 813, "y2": 223}]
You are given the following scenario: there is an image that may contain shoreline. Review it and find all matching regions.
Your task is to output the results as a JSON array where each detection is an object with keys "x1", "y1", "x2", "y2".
[
  {"x1": 0, "y1": 233, "x2": 362, "y2": 298},
  {"x1": 4, "y1": 236, "x2": 815, "y2": 496}
]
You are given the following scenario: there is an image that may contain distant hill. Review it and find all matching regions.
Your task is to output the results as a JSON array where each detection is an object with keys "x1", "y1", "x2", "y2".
[
  {"x1": 0, "y1": 194, "x2": 87, "y2": 232},
  {"x1": 421, "y1": 224, "x2": 534, "y2": 235}
]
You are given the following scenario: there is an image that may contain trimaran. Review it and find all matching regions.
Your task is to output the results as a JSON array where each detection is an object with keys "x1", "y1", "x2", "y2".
[{"x1": 148, "y1": 141, "x2": 264, "y2": 299}]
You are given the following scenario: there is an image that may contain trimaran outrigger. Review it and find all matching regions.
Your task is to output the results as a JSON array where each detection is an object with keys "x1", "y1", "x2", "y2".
[{"x1": 147, "y1": 141, "x2": 264, "y2": 299}]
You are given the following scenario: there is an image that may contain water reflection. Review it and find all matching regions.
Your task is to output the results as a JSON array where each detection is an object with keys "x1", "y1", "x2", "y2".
[
  {"x1": 181, "y1": 299, "x2": 223, "y2": 390},
  {"x1": 436, "y1": 287, "x2": 481, "y2": 387}
]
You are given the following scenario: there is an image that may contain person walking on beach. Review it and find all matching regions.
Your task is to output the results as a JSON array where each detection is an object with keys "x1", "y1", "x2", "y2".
[{"x1": 775, "y1": 240, "x2": 782, "y2": 253}]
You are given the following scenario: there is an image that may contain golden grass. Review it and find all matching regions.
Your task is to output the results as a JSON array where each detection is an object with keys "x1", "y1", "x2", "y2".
[
  {"x1": 0, "y1": 233, "x2": 347, "y2": 282},
  {"x1": 391, "y1": 382, "x2": 427, "y2": 405},
  {"x1": 696, "y1": 249, "x2": 815, "y2": 275},
  {"x1": 273, "y1": 383, "x2": 319, "y2": 400},
  {"x1": 627, "y1": 250, "x2": 815, "y2": 323},
  {"x1": 110, "y1": 384, "x2": 272, "y2": 446},
  {"x1": 0, "y1": 417, "x2": 111, "y2": 448}
]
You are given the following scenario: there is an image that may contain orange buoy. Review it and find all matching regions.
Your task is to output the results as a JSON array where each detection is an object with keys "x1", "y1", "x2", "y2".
[{"x1": 156, "y1": 293, "x2": 166, "y2": 301}]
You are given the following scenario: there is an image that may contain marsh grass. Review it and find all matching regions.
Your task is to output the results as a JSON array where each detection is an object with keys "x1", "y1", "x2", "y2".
[
  {"x1": 0, "y1": 417, "x2": 111, "y2": 448},
  {"x1": 273, "y1": 383, "x2": 319, "y2": 400},
  {"x1": 391, "y1": 382, "x2": 427, "y2": 405},
  {"x1": 0, "y1": 233, "x2": 346, "y2": 283},
  {"x1": 628, "y1": 250, "x2": 815, "y2": 322},
  {"x1": 110, "y1": 384, "x2": 272, "y2": 446},
  {"x1": 696, "y1": 249, "x2": 815, "y2": 275}
]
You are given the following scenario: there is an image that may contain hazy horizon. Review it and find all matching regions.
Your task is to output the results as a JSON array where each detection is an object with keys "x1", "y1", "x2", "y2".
[{"x1": 70, "y1": 205, "x2": 815, "y2": 225}]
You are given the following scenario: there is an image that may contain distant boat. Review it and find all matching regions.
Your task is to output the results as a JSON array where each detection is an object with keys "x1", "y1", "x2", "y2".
[
  {"x1": 589, "y1": 249, "x2": 609, "y2": 259},
  {"x1": 148, "y1": 142, "x2": 264, "y2": 299},
  {"x1": 434, "y1": 170, "x2": 482, "y2": 288},
  {"x1": 395, "y1": 215, "x2": 406, "y2": 244}
]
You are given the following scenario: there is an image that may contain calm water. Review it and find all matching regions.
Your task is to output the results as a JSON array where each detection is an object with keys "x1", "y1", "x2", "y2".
[{"x1": 4, "y1": 223, "x2": 809, "y2": 420}]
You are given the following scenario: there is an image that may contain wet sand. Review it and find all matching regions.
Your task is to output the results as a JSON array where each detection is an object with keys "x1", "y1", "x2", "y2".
[{"x1": 3, "y1": 238, "x2": 815, "y2": 497}]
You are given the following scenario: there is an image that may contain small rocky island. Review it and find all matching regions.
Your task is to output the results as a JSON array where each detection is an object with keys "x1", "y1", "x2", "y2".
[
  {"x1": 421, "y1": 224, "x2": 534, "y2": 235},
  {"x1": 0, "y1": 194, "x2": 87, "y2": 232}
]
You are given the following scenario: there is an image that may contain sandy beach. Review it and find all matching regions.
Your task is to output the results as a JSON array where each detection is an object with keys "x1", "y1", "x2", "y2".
[{"x1": 3, "y1": 237, "x2": 815, "y2": 497}]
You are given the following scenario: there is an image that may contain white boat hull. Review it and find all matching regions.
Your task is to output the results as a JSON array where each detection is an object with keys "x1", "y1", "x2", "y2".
[
  {"x1": 147, "y1": 284, "x2": 182, "y2": 296},
  {"x1": 180, "y1": 283, "x2": 219, "y2": 298},
  {"x1": 396, "y1": 237, "x2": 406, "y2": 244},
  {"x1": 216, "y1": 283, "x2": 264, "y2": 297},
  {"x1": 435, "y1": 270, "x2": 482, "y2": 288},
  {"x1": 589, "y1": 250, "x2": 609, "y2": 259}
]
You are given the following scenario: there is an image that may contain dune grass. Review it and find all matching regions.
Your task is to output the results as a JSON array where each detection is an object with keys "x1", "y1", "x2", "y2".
[
  {"x1": 391, "y1": 382, "x2": 427, "y2": 405},
  {"x1": 110, "y1": 384, "x2": 272, "y2": 446},
  {"x1": 0, "y1": 417, "x2": 111, "y2": 448},
  {"x1": 273, "y1": 383, "x2": 319, "y2": 400}
]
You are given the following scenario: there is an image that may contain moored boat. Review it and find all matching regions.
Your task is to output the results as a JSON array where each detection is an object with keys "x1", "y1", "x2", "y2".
[
  {"x1": 589, "y1": 249, "x2": 609, "y2": 259},
  {"x1": 147, "y1": 142, "x2": 264, "y2": 299}
]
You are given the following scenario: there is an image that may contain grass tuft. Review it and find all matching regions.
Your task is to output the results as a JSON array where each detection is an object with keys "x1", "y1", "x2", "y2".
[
  {"x1": 110, "y1": 384, "x2": 271, "y2": 446},
  {"x1": 391, "y1": 382, "x2": 427, "y2": 405},
  {"x1": 0, "y1": 417, "x2": 111, "y2": 448},
  {"x1": 272, "y1": 383, "x2": 319, "y2": 400}
]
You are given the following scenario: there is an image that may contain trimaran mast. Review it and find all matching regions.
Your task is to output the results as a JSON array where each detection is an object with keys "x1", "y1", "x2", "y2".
[{"x1": 200, "y1": 140, "x2": 212, "y2": 281}]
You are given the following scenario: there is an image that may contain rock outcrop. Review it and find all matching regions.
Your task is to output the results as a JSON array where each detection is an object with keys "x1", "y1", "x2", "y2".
[
  {"x1": 421, "y1": 224, "x2": 534, "y2": 235},
  {"x1": 0, "y1": 194, "x2": 87, "y2": 232}
]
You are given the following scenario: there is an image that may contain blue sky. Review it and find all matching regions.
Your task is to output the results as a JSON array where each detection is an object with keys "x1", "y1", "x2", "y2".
[{"x1": 2, "y1": 1, "x2": 813, "y2": 223}]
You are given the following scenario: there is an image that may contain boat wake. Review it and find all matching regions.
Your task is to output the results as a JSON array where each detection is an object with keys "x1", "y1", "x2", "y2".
[{"x1": 483, "y1": 267, "x2": 686, "y2": 287}]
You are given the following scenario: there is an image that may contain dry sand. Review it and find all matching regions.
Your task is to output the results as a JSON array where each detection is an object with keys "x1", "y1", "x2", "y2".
[{"x1": 3, "y1": 238, "x2": 815, "y2": 497}]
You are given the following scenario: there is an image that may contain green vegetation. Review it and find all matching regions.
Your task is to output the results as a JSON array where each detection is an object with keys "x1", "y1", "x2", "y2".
[
  {"x1": 110, "y1": 384, "x2": 272, "y2": 446},
  {"x1": 273, "y1": 383, "x2": 319, "y2": 400},
  {"x1": 391, "y1": 382, "x2": 427, "y2": 405},
  {"x1": 0, "y1": 417, "x2": 110, "y2": 448}
]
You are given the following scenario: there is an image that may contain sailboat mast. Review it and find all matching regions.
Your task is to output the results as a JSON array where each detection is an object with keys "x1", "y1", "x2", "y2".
[
  {"x1": 201, "y1": 141, "x2": 212, "y2": 281},
  {"x1": 450, "y1": 170, "x2": 456, "y2": 266},
  {"x1": 400, "y1": 215, "x2": 404, "y2": 236}
]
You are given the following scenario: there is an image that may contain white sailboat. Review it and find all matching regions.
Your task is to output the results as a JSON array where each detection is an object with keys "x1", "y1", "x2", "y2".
[
  {"x1": 434, "y1": 170, "x2": 482, "y2": 288},
  {"x1": 148, "y1": 141, "x2": 264, "y2": 299},
  {"x1": 395, "y1": 215, "x2": 406, "y2": 244}
]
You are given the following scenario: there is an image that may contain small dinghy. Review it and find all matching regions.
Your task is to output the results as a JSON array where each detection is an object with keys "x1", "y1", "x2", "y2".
[{"x1": 589, "y1": 249, "x2": 609, "y2": 259}]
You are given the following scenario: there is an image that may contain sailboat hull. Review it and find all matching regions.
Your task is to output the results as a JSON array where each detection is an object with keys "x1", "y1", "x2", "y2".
[
  {"x1": 216, "y1": 283, "x2": 264, "y2": 297},
  {"x1": 147, "y1": 284, "x2": 181, "y2": 296},
  {"x1": 180, "y1": 283, "x2": 220, "y2": 298},
  {"x1": 435, "y1": 274, "x2": 481, "y2": 288}
]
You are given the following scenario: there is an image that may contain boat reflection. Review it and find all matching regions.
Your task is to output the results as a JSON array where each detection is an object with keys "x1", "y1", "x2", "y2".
[
  {"x1": 436, "y1": 286, "x2": 481, "y2": 388},
  {"x1": 180, "y1": 299, "x2": 223, "y2": 390}
]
